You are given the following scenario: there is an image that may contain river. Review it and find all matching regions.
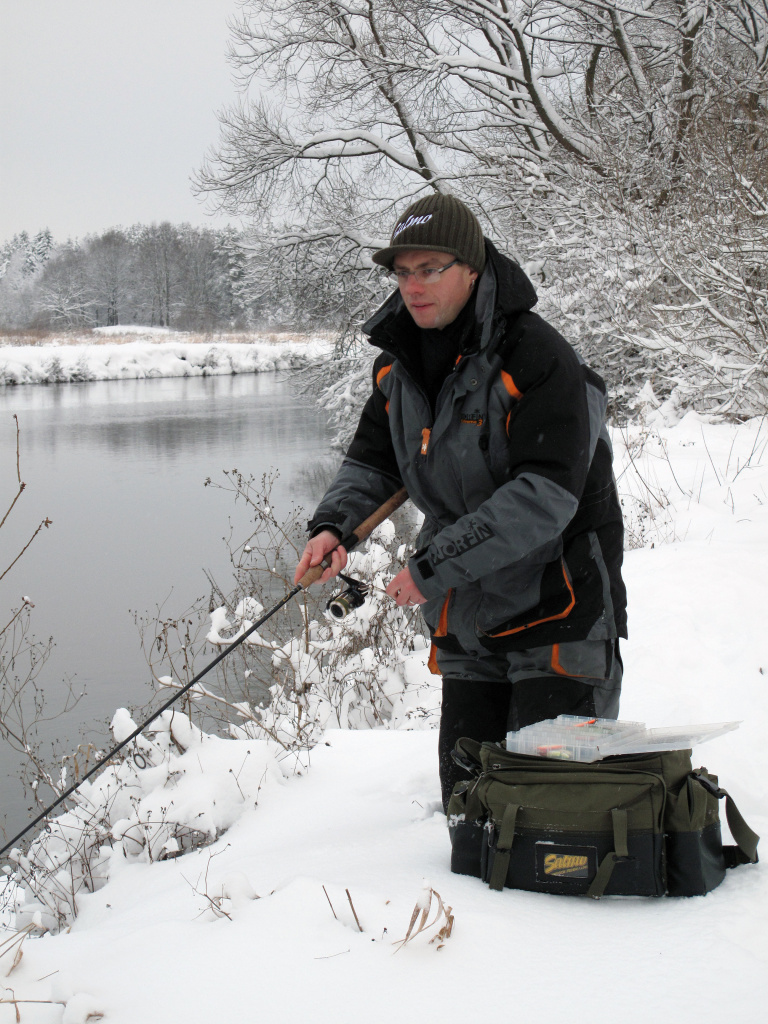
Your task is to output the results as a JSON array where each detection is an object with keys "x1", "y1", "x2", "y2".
[{"x1": 0, "y1": 372, "x2": 334, "y2": 842}]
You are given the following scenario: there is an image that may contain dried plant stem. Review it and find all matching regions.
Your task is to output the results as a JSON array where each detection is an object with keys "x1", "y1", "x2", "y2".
[
  {"x1": 322, "y1": 885, "x2": 338, "y2": 920},
  {"x1": 345, "y1": 888, "x2": 363, "y2": 932},
  {"x1": 393, "y1": 887, "x2": 454, "y2": 952}
]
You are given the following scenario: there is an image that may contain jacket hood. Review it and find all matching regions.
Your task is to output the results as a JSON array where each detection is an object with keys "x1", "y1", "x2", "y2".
[{"x1": 362, "y1": 238, "x2": 538, "y2": 348}]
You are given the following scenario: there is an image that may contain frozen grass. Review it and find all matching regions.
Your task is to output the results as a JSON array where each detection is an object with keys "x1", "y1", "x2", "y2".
[{"x1": 0, "y1": 327, "x2": 331, "y2": 347}]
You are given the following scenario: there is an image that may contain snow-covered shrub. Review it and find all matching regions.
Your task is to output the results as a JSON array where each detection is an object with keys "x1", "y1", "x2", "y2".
[
  {"x1": 613, "y1": 421, "x2": 679, "y2": 550},
  {"x1": 617, "y1": 188, "x2": 768, "y2": 419},
  {"x1": 139, "y1": 469, "x2": 439, "y2": 756},
  {"x1": 6, "y1": 709, "x2": 286, "y2": 933},
  {"x1": 613, "y1": 412, "x2": 768, "y2": 549},
  {"x1": 5, "y1": 480, "x2": 439, "y2": 932},
  {"x1": 1, "y1": 418, "x2": 86, "y2": 812},
  {"x1": 204, "y1": 518, "x2": 439, "y2": 751}
]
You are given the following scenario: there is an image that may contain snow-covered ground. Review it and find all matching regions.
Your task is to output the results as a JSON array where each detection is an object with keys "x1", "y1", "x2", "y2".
[
  {"x1": 0, "y1": 329, "x2": 331, "y2": 385},
  {"x1": 1, "y1": 412, "x2": 767, "y2": 1023}
]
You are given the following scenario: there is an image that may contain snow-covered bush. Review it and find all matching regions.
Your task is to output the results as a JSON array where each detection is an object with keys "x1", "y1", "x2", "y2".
[
  {"x1": 203, "y1": 518, "x2": 439, "y2": 751},
  {"x1": 138, "y1": 468, "x2": 438, "y2": 755},
  {"x1": 1, "y1": 418, "x2": 84, "y2": 809},
  {"x1": 613, "y1": 412, "x2": 768, "y2": 549},
  {"x1": 5, "y1": 709, "x2": 286, "y2": 932},
  {"x1": 5, "y1": 480, "x2": 439, "y2": 932}
]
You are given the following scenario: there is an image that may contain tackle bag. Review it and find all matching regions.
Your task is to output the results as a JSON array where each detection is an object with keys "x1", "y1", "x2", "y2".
[{"x1": 447, "y1": 738, "x2": 759, "y2": 898}]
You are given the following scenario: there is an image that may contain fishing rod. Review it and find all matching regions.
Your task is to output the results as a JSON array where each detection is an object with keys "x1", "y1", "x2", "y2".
[{"x1": 0, "y1": 487, "x2": 409, "y2": 860}]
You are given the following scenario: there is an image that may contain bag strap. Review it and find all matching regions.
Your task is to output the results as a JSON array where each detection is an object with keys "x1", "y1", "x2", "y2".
[
  {"x1": 587, "y1": 808, "x2": 629, "y2": 899},
  {"x1": 451, "y1": 737, "x2": 484, "y2": 776},
  {"x1": 488, "y1": 803, "x2": 519, "y2": 891},
  {"x1": 692, "y1": 771, "x2": 760, "y2": 866}
]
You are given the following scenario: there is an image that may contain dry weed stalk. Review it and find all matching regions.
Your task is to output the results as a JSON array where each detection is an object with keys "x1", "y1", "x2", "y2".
[
  {"x1": 183, "y1": 846, "x2": 259, "y2": 922},
  {"x1": 345, "y1": 888, "x2": 363, "y2": 932},
  {"x1": 0, "y1": 925, "x2": 34, "y2": 978},
  {"x1": 0, "y1": 991, "x2": 71, "y2": 1022},
  {"x1": 393, "y1": 887, "x2": 454, "y2": 952}
]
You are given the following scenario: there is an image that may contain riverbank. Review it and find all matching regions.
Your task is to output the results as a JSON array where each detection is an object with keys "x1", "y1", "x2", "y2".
[
  {"x1": 1, "y1": 413, "x2": 767, "y2": 1022},
  {"x1": 0, "y1": 328, "x2": 332, "y2": 385}
]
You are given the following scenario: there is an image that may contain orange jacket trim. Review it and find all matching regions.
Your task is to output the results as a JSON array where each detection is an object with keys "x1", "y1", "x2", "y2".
[
  {"x1": 427, "y1": 644, "x2": 442, "y2": 675},
  {"x1": 550, "y1": 643, "x2": 592, "y2": 678},
  {"x1": 482, "y1": 561, "x2": 576, "y2": 638},
  {"x1": 433, "y1": 588, "x2": 453, "y2": 638},
  {"x1": 500, "y1": 369, "x2": 523, "y2": 400}
]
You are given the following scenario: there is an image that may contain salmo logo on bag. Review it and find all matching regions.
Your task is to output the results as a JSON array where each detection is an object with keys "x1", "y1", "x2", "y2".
[
  {"x1": 535, "y1": 842, "x2": 595, "y2": 882},
  {"x1": 544, "y1": 853, "x2": 589, "y2": 877}
]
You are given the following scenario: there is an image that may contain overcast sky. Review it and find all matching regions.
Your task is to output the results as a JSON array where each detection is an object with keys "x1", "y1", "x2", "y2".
[{"x1": 0, "y1": 0, "x2": 244, "y2": 242}]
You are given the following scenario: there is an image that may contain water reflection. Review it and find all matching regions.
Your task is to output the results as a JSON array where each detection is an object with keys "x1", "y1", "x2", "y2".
[
  {"x1": 1, "y1": 371, "x2": 287, "y2": 412},
  {"x1": 7, "y1": 375, "x2": 316, "y2": 458},
  {"x1": 0, "y1": 372, "x2": 333, "y2": 840}
]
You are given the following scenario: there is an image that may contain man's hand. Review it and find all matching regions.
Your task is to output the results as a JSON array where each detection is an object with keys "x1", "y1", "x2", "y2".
[
  {"x1": 385, "y1": 566, "x2": 426, "y2": 607},
  {"x1": 294, "y1": 529, "x2": 348, "y2": 586}
]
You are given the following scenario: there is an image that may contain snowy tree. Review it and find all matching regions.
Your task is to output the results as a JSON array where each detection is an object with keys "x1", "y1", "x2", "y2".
[
  {"x1": 172, "y1": 225, "x2": 243, "y2": 331},
  {"x1": 35, "y1": 242, "x2": 95, "y2": 329},
  {"x1": 0, "y1": 231, "x2": 56, "y2": 329},
  {"x1": 3, "y1": 224, "x2": 252, "y2": 332},
  {"x1": 85, "y1": 228, "x2": 134, "y2": 327},
  {"x1": 24, "y1": 229, "x2": 54, "y2": 276},
  {"x1": 197, "y1": 0, "x2": 768, "y2": 415}
]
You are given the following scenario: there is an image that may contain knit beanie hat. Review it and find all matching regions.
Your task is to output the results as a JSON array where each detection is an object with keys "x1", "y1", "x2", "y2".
[{"x1": 372, "y1": 194, "x2": 486, "y2": 273}]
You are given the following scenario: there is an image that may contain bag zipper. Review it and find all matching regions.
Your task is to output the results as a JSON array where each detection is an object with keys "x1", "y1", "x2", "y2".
[{"x1": 475, "y1": 762, "x2": 669, "y2": 835}]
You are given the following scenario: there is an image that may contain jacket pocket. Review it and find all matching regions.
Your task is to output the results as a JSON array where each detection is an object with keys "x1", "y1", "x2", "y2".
[{"x1": 477, "y1": 556, "x2": 576, "y2": 650}]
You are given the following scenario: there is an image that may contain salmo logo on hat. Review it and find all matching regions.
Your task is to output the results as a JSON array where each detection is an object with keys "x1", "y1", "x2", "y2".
[{"x1": 392, "y1": 213, "x2": 433, "y2": 239}]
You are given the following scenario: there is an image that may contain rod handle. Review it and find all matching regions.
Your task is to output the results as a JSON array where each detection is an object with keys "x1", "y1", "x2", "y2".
[
  {"x1": 296, "y1": 487, "x2": 408, "y2": 590},
  {"x1": 342, "y1": 487, "x2": 409, "y2": 548},
  {"x1": 296, "y1": 562, "x2": 326, "y2": 589}
]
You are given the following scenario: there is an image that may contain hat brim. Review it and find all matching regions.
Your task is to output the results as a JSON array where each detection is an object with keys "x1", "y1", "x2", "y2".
[{"x1": 371, "y1": 244, "x2": 465, "y2": 269}]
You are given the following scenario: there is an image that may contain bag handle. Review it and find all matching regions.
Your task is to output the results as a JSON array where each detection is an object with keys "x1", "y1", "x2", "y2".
[
  {"x1": 587, "y1": 808, "x2": 629, "y2": 899},
  {"x1": 451, "y1": 737, "x2": 484, "y2": 777},
  {"x1": 692, "y1": 771, "x2": 760, "y2": 865},
  {"x1": 488, "y1": 803, "x2": 520, "y2": 891}
]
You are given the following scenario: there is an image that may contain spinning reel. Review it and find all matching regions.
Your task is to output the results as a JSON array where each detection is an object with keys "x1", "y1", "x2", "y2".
[{"x1": 325, "y1": 572, "x2": 369, "y2": 621}]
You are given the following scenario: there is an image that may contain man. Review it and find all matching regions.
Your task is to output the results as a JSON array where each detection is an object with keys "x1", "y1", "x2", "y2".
[{"x1": 294, "y1": 193, "x2": 627, "y2": 809}]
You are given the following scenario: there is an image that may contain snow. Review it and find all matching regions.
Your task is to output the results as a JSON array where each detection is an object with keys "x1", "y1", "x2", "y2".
[
  {"x1": 0, "y1": 334, "x2": 331, "y2": 386},
  {"x1": 1, "y1": 413, "x2": 767, "y2": 1022}
]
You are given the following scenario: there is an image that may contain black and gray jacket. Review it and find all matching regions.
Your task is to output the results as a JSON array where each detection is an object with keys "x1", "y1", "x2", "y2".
[{"x1": 309, "y1": 240, "x2": 627, "y2": 657}]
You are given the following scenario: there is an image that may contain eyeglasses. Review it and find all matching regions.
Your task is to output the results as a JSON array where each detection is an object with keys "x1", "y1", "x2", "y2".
[{"x1": 389, "y1": 259, "x2": 460, "y2": 284}]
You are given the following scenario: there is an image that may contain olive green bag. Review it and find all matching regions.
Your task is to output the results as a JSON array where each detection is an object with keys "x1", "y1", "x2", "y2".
[{"x1": 448, "y1": 738, "x2": 759, "y2": 898}]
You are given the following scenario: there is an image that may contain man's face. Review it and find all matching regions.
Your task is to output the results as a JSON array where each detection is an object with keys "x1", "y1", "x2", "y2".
[{"x1": 393, "y1": 250, "x2": 478, "y2": 330}]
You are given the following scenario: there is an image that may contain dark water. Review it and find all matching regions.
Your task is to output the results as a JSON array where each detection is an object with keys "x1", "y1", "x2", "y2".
[{"x1": 0, "y1": 372, "x2": 333, "y2": 842}]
